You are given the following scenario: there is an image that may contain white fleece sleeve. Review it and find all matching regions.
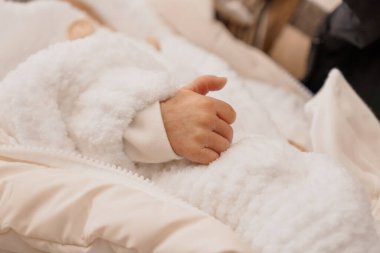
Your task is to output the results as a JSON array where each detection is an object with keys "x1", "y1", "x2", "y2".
[{"x1": 124, "y1": 102, "x2": 180, "y2": 163}]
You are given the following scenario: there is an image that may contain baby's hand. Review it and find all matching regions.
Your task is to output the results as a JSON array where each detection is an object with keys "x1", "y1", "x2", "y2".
[{"x1": 160, "y1": 75, "x2": 236, "y2": 164}]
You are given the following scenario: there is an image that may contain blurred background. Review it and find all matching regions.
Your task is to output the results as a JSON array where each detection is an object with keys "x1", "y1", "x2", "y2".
[
  {"x1": 4, "y1": 0, "x2": 342, "y2": 79},
  {"x1": 215, "y1": 0, "x2": 341, "y2": 79},
  {"x1": 7, "y1": 0, "x2": 380, "y2": 117},
  {"x1": 215, "y1": 0, "x2": 380, "y2": 118}
]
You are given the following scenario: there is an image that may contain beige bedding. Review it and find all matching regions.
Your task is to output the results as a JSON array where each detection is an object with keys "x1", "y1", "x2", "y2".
[{"x1": 1, "y1": 1, "x2": 380, "y2": 252}]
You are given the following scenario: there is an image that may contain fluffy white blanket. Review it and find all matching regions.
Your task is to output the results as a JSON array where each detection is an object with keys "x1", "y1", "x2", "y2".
[{"x1": 0, "y1": 30, "x2": 379, "y2": 252}]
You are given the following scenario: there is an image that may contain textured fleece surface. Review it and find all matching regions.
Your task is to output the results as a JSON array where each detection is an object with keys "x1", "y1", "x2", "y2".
[
  {"x1": 0, "y1": 2, "x2": 379, "y2": 251},
  {"x1": 1, "y1": 29, "x2": 378, "y2": 252},
  {"x1": 151, "y1": 137, "x2": 380, "y2": 252},
  {"x1": 0, "y1": 30, "x2": 177, "y2": 167}
]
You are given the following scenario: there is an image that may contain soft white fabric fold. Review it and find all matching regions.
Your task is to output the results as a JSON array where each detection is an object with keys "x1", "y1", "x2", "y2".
[
  {"x1": 306, "y1": 69, "x2": 380, "y2": 233},
  {"x1": 0, "y1": 30, "x2": 176, "y2": 167}
]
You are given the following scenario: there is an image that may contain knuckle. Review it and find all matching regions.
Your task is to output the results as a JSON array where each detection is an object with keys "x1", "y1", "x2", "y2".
[
  {"x1": 209, "y1": 152, "x2": 220, "y2": 162},
  {"x1": 202, "y1": 115, "x2": 217, "y2": 129},
  {"x1": 226, "y1": 125, "x2": 233, "y2": 141},
  {"x1": 189, "y1": 145, "x2": 221, "y2": 164},
  {"x1": 198, "y1": 113, "x2": 212, "y2": 126},
  {"x1": 185, "y1": 147, "x2": 201, "y2": 161},
  {"x1": 200, "y1": 98, "x2": 214, "y2": 108},
  {"x1": 202, "y1": 151, "x2": 219, "y2": 164},
  {"x1": 230, "y1": 108, "x2": 237, "y2": 122},
  {"x1": 221, "y1": 138, "x2": 230, "y2": 151},
  {"x1": 192, "y1": 129, "x2": 207, "y2": 143},
  {"x1": 226, "y1": 104, "x2": 236, "y2": 123}
]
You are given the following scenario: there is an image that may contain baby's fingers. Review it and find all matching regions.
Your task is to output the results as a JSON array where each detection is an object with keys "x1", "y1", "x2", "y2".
[
  {"x1": 213, "y1": 118, "x2": 233, "y2": 142},
  {"x1": 210, "y1": 97, "x2": 236, "y2": 124},
  {"x1": 196, "y1": 148, "x2": 220, "y2": 165},
  {"x1": 206, "y1": 132, "x2": 231, "y2": 154}
]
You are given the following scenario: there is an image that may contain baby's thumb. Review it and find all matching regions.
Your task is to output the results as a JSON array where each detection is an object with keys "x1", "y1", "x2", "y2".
[{"x1": 184, "y1": 75, "x2": 227, "y2": 95}]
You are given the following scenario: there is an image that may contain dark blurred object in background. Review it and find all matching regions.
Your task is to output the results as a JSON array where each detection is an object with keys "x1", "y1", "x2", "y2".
[
  {"x1": 304, "y1": 0, "x2": 380, "y2": 118},
  {"x1": 215, "y1": 0, "x2": 302, "y2": 52},
  {"x1": 215, "y1": 0, "x2": 329, "y2": 79}
]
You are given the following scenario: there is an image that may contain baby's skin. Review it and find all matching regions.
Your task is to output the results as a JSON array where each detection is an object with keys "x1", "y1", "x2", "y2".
[{"x1": 160, "y1": 76, "x2": 236, "y2": 164}]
